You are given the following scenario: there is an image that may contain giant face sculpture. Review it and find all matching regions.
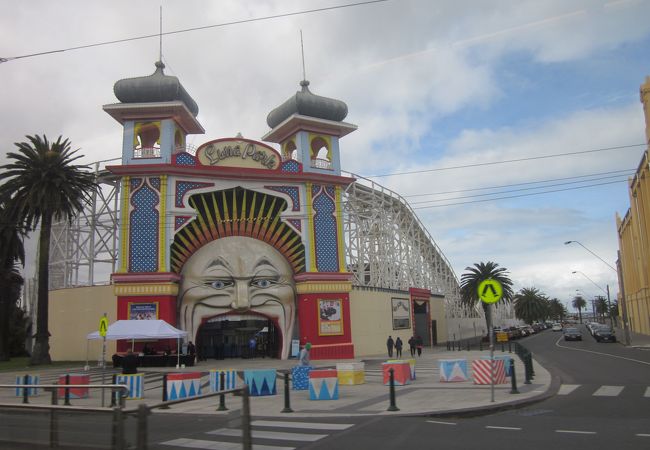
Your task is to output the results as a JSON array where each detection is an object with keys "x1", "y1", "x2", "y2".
[{"x1": 179, "y1": 236, "x2": 296, "y2": 359}]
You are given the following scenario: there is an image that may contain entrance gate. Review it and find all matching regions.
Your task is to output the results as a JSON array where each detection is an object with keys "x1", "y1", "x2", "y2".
[{"x1": 197, "y1": 316, "x2": 278, "y2": 360}]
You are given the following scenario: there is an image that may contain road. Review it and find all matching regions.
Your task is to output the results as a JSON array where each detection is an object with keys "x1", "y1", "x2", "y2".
[{"x1": 151, "y1": 326, "x2": 650, "y2": 450}]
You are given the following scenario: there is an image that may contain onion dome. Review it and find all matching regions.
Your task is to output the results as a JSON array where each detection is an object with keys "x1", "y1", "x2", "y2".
[
  {"x1": 266, "y1": 80, "x2": 348, "y2": 128},
  {"x1": 113, "y1": 61, "x2": 199, "y2": 116}
]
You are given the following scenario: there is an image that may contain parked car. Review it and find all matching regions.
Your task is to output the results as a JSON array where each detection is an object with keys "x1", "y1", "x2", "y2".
[
  {"x1": 563, "y1": 327, "x2": 582, "y2": 341},
  {"x1": 593, "y1": 325, "x2": 616, "y2": 343},
  {"x1": 586, "y1": 322, "x2": 601, "y2": 335},
  {"x1": 552, "y1": 323, "x2": 563, "y2": 332}
]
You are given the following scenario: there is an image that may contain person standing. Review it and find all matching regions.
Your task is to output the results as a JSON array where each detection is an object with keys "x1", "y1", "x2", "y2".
[
  {"x1": 121, "y1": 350, "x2": 139, "y2": 375},
  {"x1": 408, "y1": 336, "x2": 416, "y2": 357},
  {"x1": 299, "y1": 342, "x2": 312, "y2": 366},
  {"x1": 415, "y1": 335, "x2": 423, "y2": 357},
  {"x1": 386, "y1": 335, "x2": 395, "y2": 358},
  {"x1": 395, "y1": 337, "x2": 403, "y2": 358},
  {"x1": 187, "y1": 341, "x2": 196, "y2": 365}
]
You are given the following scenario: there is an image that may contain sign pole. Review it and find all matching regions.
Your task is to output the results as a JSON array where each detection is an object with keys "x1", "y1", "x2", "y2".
[
  {"x1": 477, "y1": 279, "x2": 502, "y2": 404},
  {"x1": 488, "y1": 303, "x2": 495, "y2": 403},
  {"x1": 99, "y1": 313, "x2": 109, "y2": 408}
]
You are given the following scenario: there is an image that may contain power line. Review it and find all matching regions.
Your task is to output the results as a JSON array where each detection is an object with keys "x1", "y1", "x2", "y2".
[
  {"x1": 408, "y1": 172, "x2": 633, "y2": 204},
  {"x1": 0, "y1": 0, "x2": 389, "y2": 63},
  {"x1": 367, "y1": 143, "x2": 646, "y2": 178},
  {"x1": 412, "y1": 179, "x2": 627, "y2": 209}
]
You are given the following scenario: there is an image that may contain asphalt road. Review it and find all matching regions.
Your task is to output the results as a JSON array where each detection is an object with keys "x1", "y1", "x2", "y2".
[{"x1": 150, "y1": 326, "x2": 650, "y2": 450}]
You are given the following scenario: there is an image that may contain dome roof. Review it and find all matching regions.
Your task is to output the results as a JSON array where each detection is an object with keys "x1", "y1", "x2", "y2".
[
  {"x1": 266, "y1": 80, "x2": 348, "y2": 129},
  {"x1": 113, "y1": 61, "x2": 199, "y2": 116}
]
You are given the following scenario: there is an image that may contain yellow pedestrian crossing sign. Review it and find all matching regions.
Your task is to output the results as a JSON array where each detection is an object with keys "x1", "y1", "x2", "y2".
[
  {"x1": 99, "y1": 315, "x2": 109, "y2": 338},
  {"x1": 478, "y1": 279, "x2": 502, "y2": 304}
]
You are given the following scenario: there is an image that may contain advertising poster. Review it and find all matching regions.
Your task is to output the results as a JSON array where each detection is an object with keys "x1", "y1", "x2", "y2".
[
  {"x1": 129, "y1": 302, "x2": 158, "y2": 320},
  {"x1": 318, "y1": 299, "x2": 343, "y2": 335},
  {"x1": 392, "y1": 297, "x2": 410, "y2": 329}
]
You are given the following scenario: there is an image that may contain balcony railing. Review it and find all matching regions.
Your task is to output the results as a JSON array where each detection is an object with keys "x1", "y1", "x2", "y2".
[{"x1": 311, "y1": 158, "x2": 333, "y2": 170}]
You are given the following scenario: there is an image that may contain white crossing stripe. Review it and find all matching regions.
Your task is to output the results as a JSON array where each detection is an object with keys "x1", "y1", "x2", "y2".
[
  {"x1": 644, "y1": 387, "x2": 650, "y2": 398},
  {"x1": 486, "y1": 426, "x2": 521, "y2": 431},
  {"x1": 252, "y1": 420, "x2": 353, "y2": 430},
  {"x1": 161, "y1": 438, "x2": 294, "y2": 450},
  {"x1": 557, "y1": 384, "x2": 580, "y2": 395},
  {"x1": 593, "y1": 385, "x2": 624, "y2": 397},
  {"x1": 207, "y1": 428, "x2": 327, "y2": 442},
  {"x1": 555, "y1": 430, "x2": 597, "y2": 435}
]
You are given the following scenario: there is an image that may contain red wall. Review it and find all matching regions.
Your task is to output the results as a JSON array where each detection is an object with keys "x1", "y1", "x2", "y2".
[{"x1": 297, "y1": 292, "x2": 354, "y2": 359}]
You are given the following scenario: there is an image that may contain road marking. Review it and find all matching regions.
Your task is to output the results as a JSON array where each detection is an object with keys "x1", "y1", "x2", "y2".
[
  {"x1": 207, "y1": 428, "x2": 327, "y2": 442},
  {"x1": 557, "y1": 384, "x2": 580, "y2": 395},
  {"x1": 161, "y1": 438, "x2": 294, "y2": 450},
  {"x1": 555, "y1": 430, "x2": 597, "y2": 435},
  {"x1": 636, "y1": 434, "x2": 650, "y2": 437},
  {"x1": 426, "y1": 420, "x2": 457, "y2": 426},
  {"x1": 555, "y1": 336, "x2": 650, "y2": 365},
  {"x1": 645, "y1": 387, "x2": 650, "y2": 397},
  {"x1": 252, "y1": 420, "x2": 354, "y2": 430},
  {"x1": 593, "y1": 385, "x2": 624, "y2": 396},
  {"x1": 485, "y1": 426, "x2": 522, "y2": 431}
]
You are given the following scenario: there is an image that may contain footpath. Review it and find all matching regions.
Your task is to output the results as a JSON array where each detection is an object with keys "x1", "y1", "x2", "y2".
[{"x1": 0, "y1": 345, "x2": 553, "y2": 418}]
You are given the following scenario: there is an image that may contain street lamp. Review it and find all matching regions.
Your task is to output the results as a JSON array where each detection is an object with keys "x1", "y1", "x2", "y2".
[{"x1": 564, "y1": 241, "x2": 617, "y2": 272}]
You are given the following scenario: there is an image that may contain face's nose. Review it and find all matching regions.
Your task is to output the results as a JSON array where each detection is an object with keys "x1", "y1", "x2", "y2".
[{"x1": 231, "y1": 279, "x2": 250, "y2": 310}]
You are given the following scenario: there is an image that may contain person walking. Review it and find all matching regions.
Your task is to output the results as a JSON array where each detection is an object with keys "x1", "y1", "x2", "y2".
[
  {"x1": 408, "y1": 335, "x2": 416, "y2": 357},
  {"x1": 299, "y1": 342, "x2": 312, "y2": 366},
  {"x1": 395, "y1": 337, "x2": 403, "y2": 358},
  {"x1": 415, "y1": 335, "x2": 423, "y2": 357},
  {"x1": 386, "y1": 335, "x2": 395, "y2": 358}
]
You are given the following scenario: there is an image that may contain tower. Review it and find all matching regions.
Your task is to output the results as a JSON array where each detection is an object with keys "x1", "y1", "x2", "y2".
[
  {"x1": 263, "y1": 79, "x2": 358, "y2": 359},
  {"x1": 103, "y1": 61, "x2": 204, "y2": 347}
]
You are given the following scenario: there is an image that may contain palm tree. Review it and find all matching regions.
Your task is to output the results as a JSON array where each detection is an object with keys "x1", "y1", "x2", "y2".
[
  {"x1": 513, "y1": 287, "x2": 549, "y2": 324},
  {"x1": 0, "y1": 135, "x2": 97, "y2": 365},
  {"x1": 548, "y1": 298, "x2": 566, "y2": 322},
  {"x1": 594, "y1": 296, "x2": 608, "y2": 322},
  {"x1": 460, "y1": 261, "x2": 514, "y2": 332},
  {"x1": 572, "y1": 295, "x2": 587, "y2": 324},
  {"x1": 0, "y1": 202, "x2": 26, "y2": 361}
]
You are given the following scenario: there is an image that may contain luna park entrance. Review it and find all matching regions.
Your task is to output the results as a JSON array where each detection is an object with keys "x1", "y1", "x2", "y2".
[{"x1": 196, "y1": 315, "x2": 279, "y2": 360}]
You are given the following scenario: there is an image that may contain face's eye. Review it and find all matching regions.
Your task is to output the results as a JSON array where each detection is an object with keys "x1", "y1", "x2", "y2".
[
  {"x1": 207, "y1": 279, "x2": 233, "y2": 290},
  {"x1": 250, "y1": 278, "x2": 276, "y2": 289}
]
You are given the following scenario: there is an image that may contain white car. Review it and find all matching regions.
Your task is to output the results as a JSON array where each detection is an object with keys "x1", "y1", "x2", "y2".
[{"x1": 552, "y1": 323, "x2": 563, "y2": 332}]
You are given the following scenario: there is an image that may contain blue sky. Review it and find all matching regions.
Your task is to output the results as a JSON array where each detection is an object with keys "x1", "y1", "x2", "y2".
[{"x1": 1, "y1": 0, "x2": 649, "y2": 308}]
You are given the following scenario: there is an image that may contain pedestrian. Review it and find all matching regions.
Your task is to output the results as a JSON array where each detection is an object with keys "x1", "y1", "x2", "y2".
[
  {"x1": 248, "y1": 336, "x2": 257, "y2": 358},
  {"x1": 395, "y1": 337, "x2": 403, "y2": 358},
  {"x1": 416, "y1": 335, "x2": 423, "y2": 357},
  {"x1": 299, "y1": 342, "x2": 312, "y2": 366},
  {"x1": 121, "y1": 350, "x2": 139, "y2": 375},
  {"x1": 408, "y1": 335, "x2": 416, "y2": 357},
  {"x1": 386, "y1": 335, "x2": 395, "y2": 358},
  {"x1": 187, "y1": 341, "x2": 196, "y2": 364}
]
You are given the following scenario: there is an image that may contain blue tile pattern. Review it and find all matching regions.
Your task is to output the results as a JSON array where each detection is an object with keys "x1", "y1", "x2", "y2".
[
  {"x1": 312, "y1": 185, "x2": 339, "y2": 272},
  {"x1": 175, "y1": 181, "x2": 214, "y2": 207},
  {"x1": 281, "y1": 159, "x2": 301, "y2": 173},
  {"x1": 266, "y1": 185, "x2": 300, "y2": 211},
  {"x1": 174, "y1": 153, "x2": 197, "y2": 166},
  {"x1": 129, "y1": 182, "x2": 159, "y2": 272}
]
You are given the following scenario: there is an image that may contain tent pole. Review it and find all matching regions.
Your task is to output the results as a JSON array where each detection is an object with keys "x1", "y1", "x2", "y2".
[{"x1": 176, "y1": 338, "x2": 180, "y2": 368}]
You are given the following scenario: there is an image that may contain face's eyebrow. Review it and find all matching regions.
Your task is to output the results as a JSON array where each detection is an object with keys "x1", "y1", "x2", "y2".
[
  {"x1": 253, "y1": 257, "x2": 278, "y2": 272},
  {"x1": 204, "y1": 256, "x2": 232, "y2": 272}
]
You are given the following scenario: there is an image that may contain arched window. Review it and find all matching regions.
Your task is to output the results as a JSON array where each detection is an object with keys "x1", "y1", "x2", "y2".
[
  {"x1": 133, "y1": 122, "x2": 161, "y2": 158},
  {"x1": 310, "y1": 136, "x2": 332, "y2": 170}
]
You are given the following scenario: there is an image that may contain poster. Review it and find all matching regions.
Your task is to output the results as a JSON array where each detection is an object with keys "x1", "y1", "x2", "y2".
[
  {"x1": 392, "y1": 298, "x2": 410, "y2": 329},
  {"x1": 129, "y1": 302, "x2": 158, "y2": 320},
  {"x1": 318, "y1": 299, "x2": 343, "y2": 335}
]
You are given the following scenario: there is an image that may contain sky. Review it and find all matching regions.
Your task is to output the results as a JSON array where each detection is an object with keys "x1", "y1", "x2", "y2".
[{"x1": 2, "y1": 0, "x2": 649, "y2": 310}]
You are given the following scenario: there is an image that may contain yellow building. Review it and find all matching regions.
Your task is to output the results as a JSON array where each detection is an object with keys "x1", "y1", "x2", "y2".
[{"x1": 616, "y1": 76, "x2": 650, "y2": 337}]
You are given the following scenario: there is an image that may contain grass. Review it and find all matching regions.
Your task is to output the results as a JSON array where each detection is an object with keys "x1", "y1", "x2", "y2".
[{"x1": 0, "y1": 357, "x2": 87, "y2": 373}]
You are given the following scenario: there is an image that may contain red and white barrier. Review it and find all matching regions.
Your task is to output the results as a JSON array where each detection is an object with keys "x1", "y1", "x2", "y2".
[{"x1": 472, "y1": 359, "x2": 507, "y2": 385}]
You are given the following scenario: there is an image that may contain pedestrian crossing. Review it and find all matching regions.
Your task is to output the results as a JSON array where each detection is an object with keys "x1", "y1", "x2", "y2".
[
  {"x1": 557, "y1": 384, "x2": 650, "y2": 398},
  {"x1": 160, "y1": 419, "x2": 355, "y2": 449}
]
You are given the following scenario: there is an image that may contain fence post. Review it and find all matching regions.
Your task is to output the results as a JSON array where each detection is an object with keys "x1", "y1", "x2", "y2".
[
  {"x1": 524, "y1": 353, "x2": 532, "y2": 384},
  {"x1": 64, "y1": 374, "x2": 71, "y2": 406},
  {"x1": 387, "y1": 368, "x2": 399, "y2": 411},
  {"x1": 281, "y1": 371, "x2": 293, "y2": 413},
  {"x1": 160, "y1": 373, "x2": 170, "y2": 409},
  {"x1": 50, "y1": 389, "x2": 59, "y2": 448},
  {"x1": 22, "y1": 374, "x2": 29, "y2": 404},
  {"x1": 136, "y1": 404, "x2": 149, "y2": 450},
  {"x1": 241, "y1": 386, "x2": 252, "y2": 450},
  {"x1": 217, "y1": 371, "x2": 228, "y2": 411},
  {"x1": 110, "y1": 374, "x2": 117, "y2": 407},
  {"x1": 509, "y1": 359, "x2": 519, "y2": 394},
  {"x1": 112, "y1": 406, "x2": 125, "y2": 450}
]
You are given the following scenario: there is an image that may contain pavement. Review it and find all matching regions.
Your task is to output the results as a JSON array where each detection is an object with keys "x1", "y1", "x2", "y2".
[
  {"x1": 614, "y1": 325, "x2": 650, "y2": 349},
  {"x1": 0, "y1": 346, "x2": 554, "y2": 419}
]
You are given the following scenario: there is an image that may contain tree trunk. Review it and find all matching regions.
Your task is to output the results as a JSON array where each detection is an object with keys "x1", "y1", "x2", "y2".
[
  {"x1": 30, "y1": 214, "x2": 52, "y2": 365},
  {"x1": 0, "y1": 282, "x2": 10, "y2": 361}
]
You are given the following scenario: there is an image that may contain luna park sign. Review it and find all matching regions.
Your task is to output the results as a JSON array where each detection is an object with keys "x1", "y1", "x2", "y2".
[{"x1": 196, "y1": 139, "x2": 278, "y2": 170}]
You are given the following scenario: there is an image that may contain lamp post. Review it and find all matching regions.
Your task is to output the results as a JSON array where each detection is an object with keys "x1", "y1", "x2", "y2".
[
  {"x1": 571, "y1": 270, "x2": 612, "y2": 327},
  {"x1": 565, "y1": 240, "x2": 630, "y2": 344}
]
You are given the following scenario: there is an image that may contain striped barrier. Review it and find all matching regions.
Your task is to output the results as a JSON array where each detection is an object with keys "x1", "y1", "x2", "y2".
[
  {"x1": 116, "y1": 374, "x2": 144, "y2": 399},
  {"x1": 15, "y1": 375, "x2": 39, "y2": 397},
  {"x1": 291, "y1": 366, "x2": 313, "y2": 390},
  {"x1": 387, "y1": 359, "x2": 416, "y2": 380},
  {"x1": 382, "y1": 361, "x2": 411, "y2": 386},
  {"x1": 244, "y1": 369, "x2": 277, "y2": 396},
  {"x1": 336, "y1": 362, "x2": 365, "y2": 385},
  {"x1": 209, "y1": 369, "x2": 238, "y2": 392},
  {"x1": 439, "y1": 359, "x2": 469, "y2": 382},
  {"x1": 472, "y1": 359, "x2": 507, "y2": 385},
  {"x1": 309, "y1": 369, "x2": 339, "y2": 400},
  {"x1": 58, "y1": 374, "x2": 90, "y2": 399}
]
